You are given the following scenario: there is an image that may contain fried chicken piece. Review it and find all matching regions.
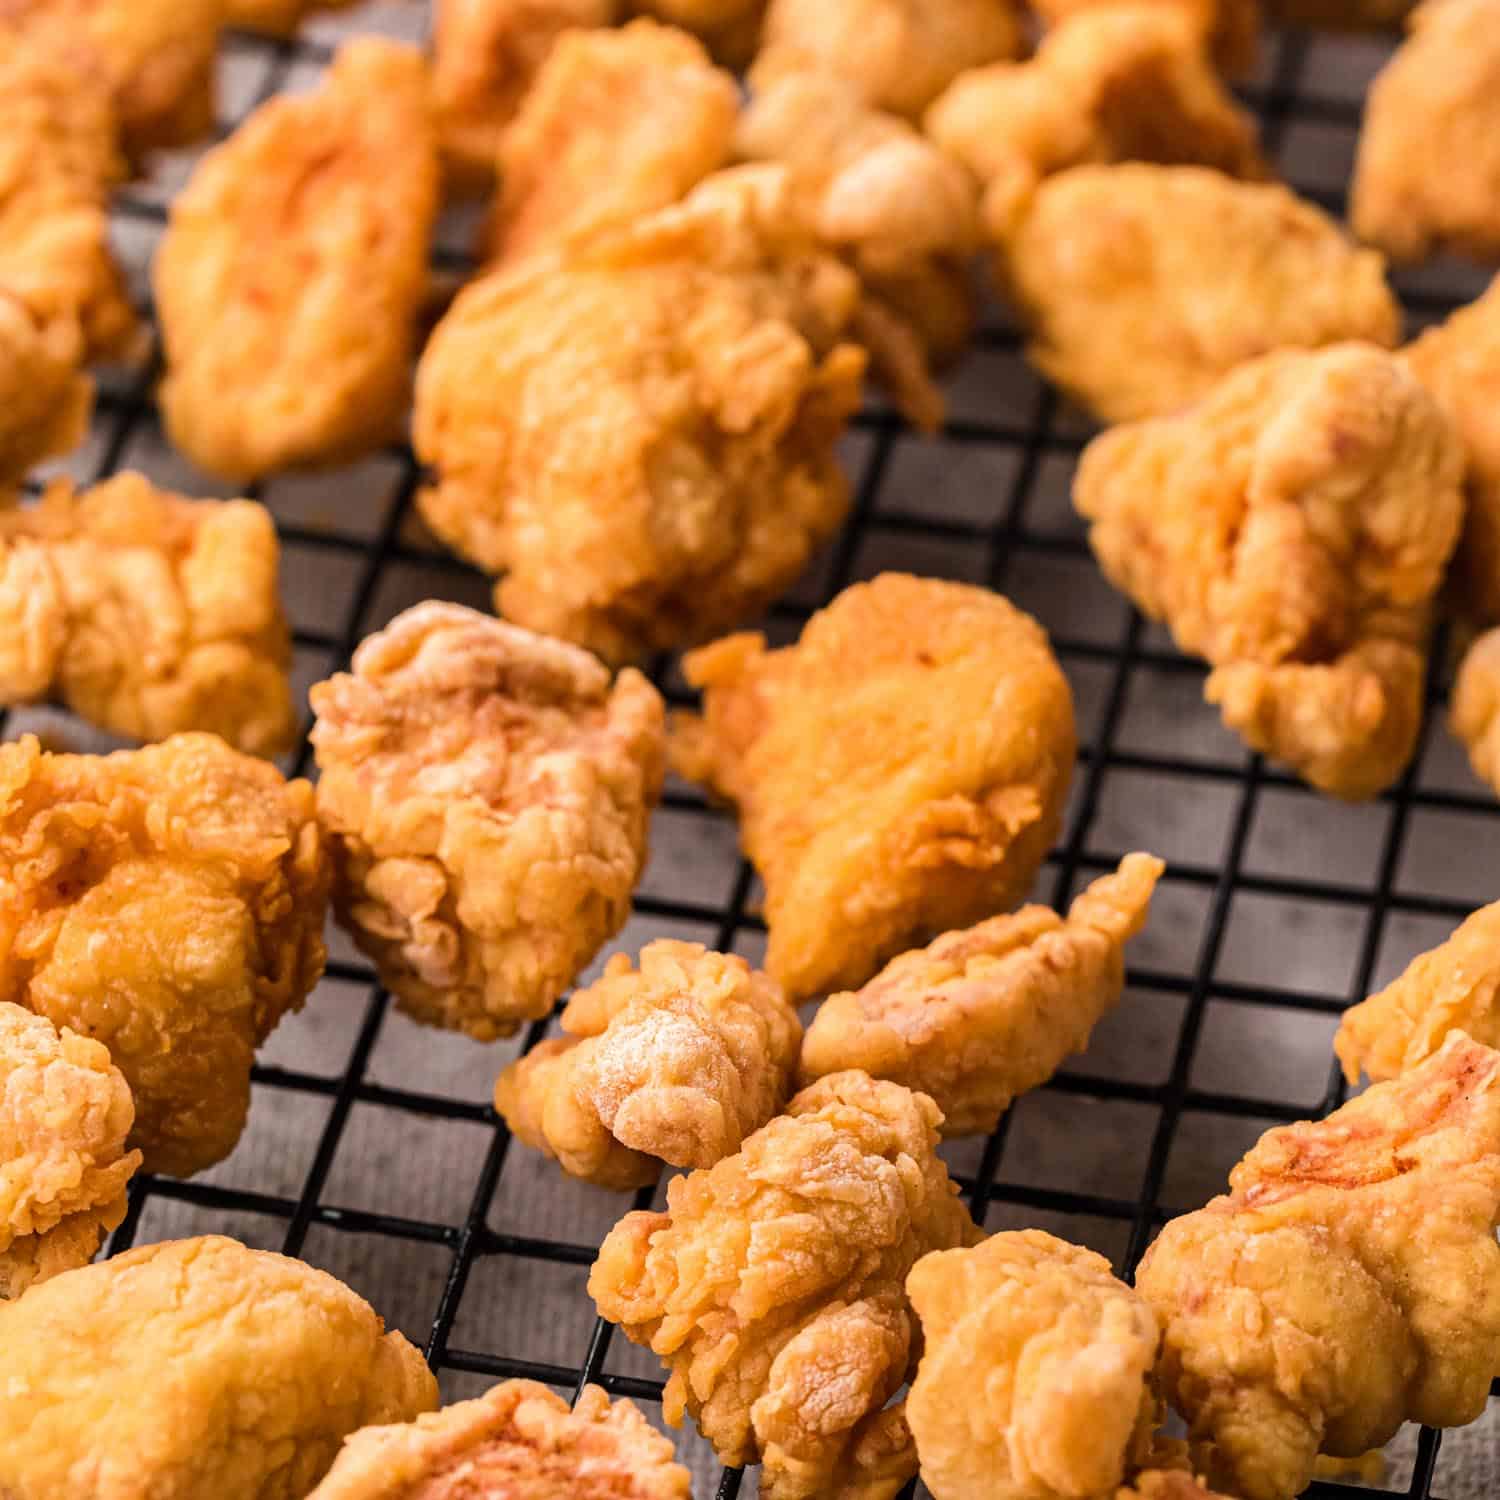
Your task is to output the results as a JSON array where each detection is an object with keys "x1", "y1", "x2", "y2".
[
  {"x1": 0, "y1": 1002, "x2": 140, "y2": 1302},
  {"x1": 673, "y1": 574, "x2": 1076, "y2": 1000},
  {"x1": 590, "y1": 1070, "x2": 978, "y2": 1500},
  {"x1": 1028, "y1": 0, "x2": 1260, "y2": 75},
  {"x1": 0, "y1": 1235, "x2": 438, "y2": 1499},
  {"x1": 156, "y1": 38, "x2": 438, "y2": 482},
  {"x1": 308, "y1": 1381, "x2": 691, "y2": 1499},
  {"x1": 0, "y1": 733, "x2": 329, "y2": 1177},
  {"x1": 1136, "y1": 1031, "x2": 1500, "y2": 1500},
  {"x1": 225, "y1": 0, "x2": 358, "y2": 35},
  {"x1": 926, "y1": 8, "x2": 1265, "y2": 245},
  {"x1": 1454, "y1": 627, "x2": 1500, "y2": 792},
  {"x1": 416, "y1": 175, "x2": 866, "y2": 664},
  {"x1": 0, "y1": 474, "x2": 296, "y2": 756},
  {"x1": 1003, "y1": 165, "x2": 1400, "y2": 424},
  {"x1": 1118, "y1": 1475, "x2": 1235, "y2": 1500},
  {"x1": 1075, "y1": 343, "x2": 1463, "y2": 798},
  {"x1": 0, "y1": 298, "x2": 90, "y2": 484},
  {"x1": 634, "y1": 0, "x2": 765, "y2": 64},
  {"x1": 496, "y1": 939, "x2": 802, "y2": 1187},
  {"x1": 310, "y1": 603, "x2": 663, "y2": 1041},
  {"x1": 801, "y1": 855, "x2": 1162, "y2": 1135}
]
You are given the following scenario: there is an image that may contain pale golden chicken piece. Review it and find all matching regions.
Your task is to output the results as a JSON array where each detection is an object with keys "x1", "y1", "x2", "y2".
[
  {"x1": 1454, "y1": 627, "x2": 1500, "y2": 793},
  {"x1": 1136, "y1": 1031, "x2": 1500, "y2": 1500},
  {"x1": 1028, "y1": 0, "x2": 1260, "y2": 75},
  {"x1": 225, "y1": 0, "x2": 358, "y2": 35},
  {"x1": 590, "y1": 1070, "x2": 979, "y2": 1500},
  {"x1": 926, "y1": 8, "x2": 1265, "y2": 244},
  {"x1": 0, "y1": 1002, "x2": 140, "y2": 1302},
  {"x1": 415, "y1": 174, "x2": 867, "y2": 664},
  {"x1": 156, "y1": 39, "x2": 439, "y2": 482},
  {"x1": 673, "y1": 573, "x2": 1076, "y2": 1000},
  {"x1": 0, "y1": 474, "x2": 296, "y2": 756},
  {"x1": 308, "y1": 1381, "x2": 692, "y2": 1499},
  {"x1": 1351, "y1": 0, "x2": 1500, "y2": 265},
  {"x1": 801, "y1": 854, "x2": 1163, "y2": 1135},
  {"x1": 1003, "y1": 165, "x2": 1400, "y2": 424},
  {"x1": 0, "y1": 733, "x2": 330, "y2": 1178},
  {"x1": 634, "y1": 0, "x2": 765, "y2": 64},
  {"x1": 1075, "y1": 343, "x2": 1464, "y2": 798},
  {"x1": 310, "y1": 603, "x2": 664, "y2": 1041},
  {"x1": 496, "y1": 939, "x2": 802, "y2": 1188},
  {"x1": 0, "y1": 1236, "x2": 438, "y2": 1499}
]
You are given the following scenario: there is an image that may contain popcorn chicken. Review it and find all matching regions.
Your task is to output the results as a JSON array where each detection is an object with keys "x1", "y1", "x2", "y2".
[
  {"x1": 673, "y1": 574, "x2": 1076, "y2": 1000},
  {"x1": 0, "y1": 1002, "x2": 140, "y2": 1302},
  {"x1": 0, "y1": 1236, "x2": 438, "y2": 1499},
  {"x1": 1120, "y1": 1476, "x2": 1236, "y2": 1500},
  {"x1": 1454, "y1": 627, "x2": 1500, "y2": 793},
  {"x1": 1028, "y1": 0, "x2": 1261, "y2": 75},
  {"x1": 634, "y1": 0, "x2": 765, "y2": 64},
  {"x1": 800, "y1": 855, "x2": 1163, "y2": 1135},
  {"x1": 310, "y1": 603, "x2": 664, "y2": 1041},
  {"x1": 926, "y1": 7, "x2": 1265, "y2": 243},
  {"x1": 0, "y1": 733, "x2": 330, "y2": 1177},
  {"x1": 1136, "y1": 1032, "x2": 1500, "y2": 1500},
  {"x1": 308, "y1": 1381, "x2": 692, "y2": 1499},
  {"x1": 415, "y1": 175, "x2": 866, "y2": 663},
  {"x1": 0, "y1": 297, "x2": 90, "y2": 483},
  {"x1": 156, "y1": 39, "x2": 439, "y2": 481},
  {"x1": 496, "y1": 939, "x2": 802, "y2": 1188},
  {"x1": 1004, "y1": 165, "x2": 1400, "y2": 424},
  {"x1": 0, "y1": 474, "x2": 296, "y2": 756},
  {"x1": 225, "y1": 0, "x2": 358, "y2": 35},
  {"x1": 590, "y1": 1070, "x2": 979, "y2": 1500},
  {"x1": 1075, "y1": 343, "x2": 1463, "y2": 798},
  {"x1": 1351, "y1": 0, "x2": 1500, "y2": 265}
]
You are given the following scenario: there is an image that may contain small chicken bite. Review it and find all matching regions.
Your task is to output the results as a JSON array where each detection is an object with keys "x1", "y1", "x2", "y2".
[
  {"x1": 1075, "y1": 343, "x2": 1463, "y2": 798},
  {"x1": 0, "y1": 298, "x2": 90, "y2": 483},
  {"x1": 590, "y1": 1070, "x2": 978, "y2": 1500},
  {"x1": 0, "y1": 1236, "x2": 438, "y2": 1499},
  {"x1": 1454, "y1": 627, "x2": 1500, "y2": 793},
  {"x1": 801, "y1": 854, "x2": 1162, "y2": 1135},
  {"x1": 225, "y1": 0, "x2": 358, "y2": 35},
  {"x1": 311, "y1": 603, "x2": 664, "y2": 1041},
  {"x1": 1137, "y1": 1031, "x2": 1500, "y2": 1500},
  {"x1": 1119, "y1": 1476, "x2": 1235, "y2": 1500},
  {"x1": 1028, "y1": 0, "x2": 1260, "y2": 75},
  {"x1": 308, "y1": 1381, "x2": 691, "y2": 1499},
  {"x1": 156, "y1": 38, "x2": 438, "y2": 482},
  {"x1": 635, "y1": 0, "x2": 765, "y2": 64}
]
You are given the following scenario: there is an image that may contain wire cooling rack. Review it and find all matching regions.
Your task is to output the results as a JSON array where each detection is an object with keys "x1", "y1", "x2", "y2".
[{"x1": 13, "y1": 6, "x2": 1500, "y2": 1496}]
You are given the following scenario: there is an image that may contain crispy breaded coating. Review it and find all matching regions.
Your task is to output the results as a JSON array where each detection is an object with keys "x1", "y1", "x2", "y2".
[
  {"x1": 415, "y1": 175, "x2": 866, "y2": 664},
  {"x1": 925, "y1": 7, "x2": 1265, "y2": 244},
  {"x1": 1118, "y1": 1476, "x2": 1235, "y2": 1500},
  {"x1": 1351, "y1": 0, "x2": 1500, "y2": 265},
  {"x1": 590, "y1": 1070, "x2": 978, "y2": 1500},
  {"x1": 0, "y1": 1002, "x2": 140, "y2": 1302},
  {"x1": 801, "y1": 854, "x2": 1163, "y2": 1135},
  {"x1": 0, "y1": 1235, "x2": 438, "y2": 1499},
  {"x1": 673, "y1": 574, "x2": 1076, "y2": 1000},
  {"x1": 1075, "y1": 343, "x2": 1463, "y2": 798},
  {"x1": 1454, "y1": 627, "x2": 1500, "y2": 793},
  {"x1": 308, "y1": 1380, "x2": 691, "y2": 1499},
  {"x1": 1028, "y1": 0, "x2": 1260, "y2": 74},
  {"x1": 1136, "y1": 1032, "x2": 1500, "y2": 1500},
  {"x1": 906, "y1": 1231, "x2": 1160, "y2": 1500},
  {"x1": 1003, "y1": 165, "x2": 1400, "y2": 424},
  {"x1": 310, "y1": 603, "x2": 664, "y2": 1041},
  {"x1": 496, "y1": 939, "x2": 802, "y2": 1188},
  {"x1": 0, "y1": 473, "x2": 296, "y2": 756},
  {"x1": 0, "y1": 297, "x2": 90, "y2": 483},
  {"x1": 0, "y1": 733, "x2": 329, "y2": 1177},
  {"x1": 155, "y1": 38, "x2": 438, "y2": 482},
  {"x1": 635, "y1": 0, "x2": 765, "y2": 64},
  {"x1": 225, "y1": 0, "x2": 358, "y2": 35}
]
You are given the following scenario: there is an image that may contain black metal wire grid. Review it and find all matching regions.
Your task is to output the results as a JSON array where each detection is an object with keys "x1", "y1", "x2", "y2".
[{"x1": 15, "y1": 9, "x2": 1500, "y2": 1497}]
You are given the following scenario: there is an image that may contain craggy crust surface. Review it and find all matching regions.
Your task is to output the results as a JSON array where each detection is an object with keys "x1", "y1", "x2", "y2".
[
  {"x1": 589, "y1": 1070, "x2": 978, "y2": 1500},
  {"x1": 0, "y1": 1002, "x2": 140, "y2": 1301},
  {"x1": 310, "y1": 603, "x2": 664, "y2": 1041},
  {"x1": 225, "y1": 0, "x2": 359, "y2": 36},
  {"x1": 672, "y1": 573, "x2": 1076, "y2": 1000},
  {"x1": 0, "y1": 474, "x2": 296, "y2": 756},
  {"x1": 495, "y1": 940, "x2": 802, "y2": 1187},
  {"x1": 925, "y1": 7, "x2": 1265, "y2": 244},
  {"x1": 906, "y1": 1230, "x2": 1160, "y2": 1500},
  {"x1": 1074, "y1": 343, "x2": 1463, "y2": 799},
  {"x1": 155, "y1": 38, "x2": 438, "y2": 481},
  {"x1": 0, "y1": 733, "x2": 330, "y2": 1178},
  {"x1": 483, "y1": 18, "x2": 738, "y2": 267},
  {"x1": 1136, "y1": 1033, "x2": 1500, "y2": 1500},
  {"x1": 1454, "y1": 627, "x2": 1500, "y2": 795},
  {"x1": 800, "y1": 854, "x2": 1163, "y2": 1135},
  {"x1": 1027, "y1": 0, "x2": 1261, "y2": 75},
  {"x1": 308, "y1": 1381, "x2": 692, "y2": 1499},
  {"x1": 0, "y1": 1236, "x2": 438, "y2": 1500},
  {"x1": 1351, "y1": 0, "x2": 1500, "y2": 265},
  {"x1": 1002, "y1": 164, "x2": 1400, "y2": 424},
  {"x1": 415, "y1": 176, "x2": 866, "y2": 665}
]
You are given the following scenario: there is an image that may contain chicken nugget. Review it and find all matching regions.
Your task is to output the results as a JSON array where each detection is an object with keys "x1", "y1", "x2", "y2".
[
  {"x1": 156, "y1": 38, "x2": 438, "y2": 482},
  {"x1": 1454, "y1": 627, "x2": 1500, "y2": 793},
  {"x1": 634, "y1": 0, "x2": 764, "y2": 64},
  {"x1": 225, "y1": 0, "x2": 359, "y2": 35},
  {"x1": 0, "y1": 1235, "x2": 438, "y2": 1499},
  {"x1": 1075, "y1": 342, "x2": 1463, "y2": 798},
  {"x1": 1028, "y1": 0, "x2": 1260, "y2": 74}
]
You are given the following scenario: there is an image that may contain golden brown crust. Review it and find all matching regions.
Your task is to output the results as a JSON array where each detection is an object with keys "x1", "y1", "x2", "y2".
[
  {"x1": 224, "y1": 0, "x2": 359, "y2": 35},
  {"x1": 1453, "y1": 627, "x2": 1500, "y2": 793},
  {"x1": 0, "y1": 297, "x2": 91, "y2": 483},
  {"x1": 1117, "y1": 1473, "x2": 1235, "y2": 1500},
  {"x1": 635, "y1": 0, "x2": 766, "y2": 64},
  {"x1": 1028, "y1": 0, "x2": 1261, "y2": 76}
]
